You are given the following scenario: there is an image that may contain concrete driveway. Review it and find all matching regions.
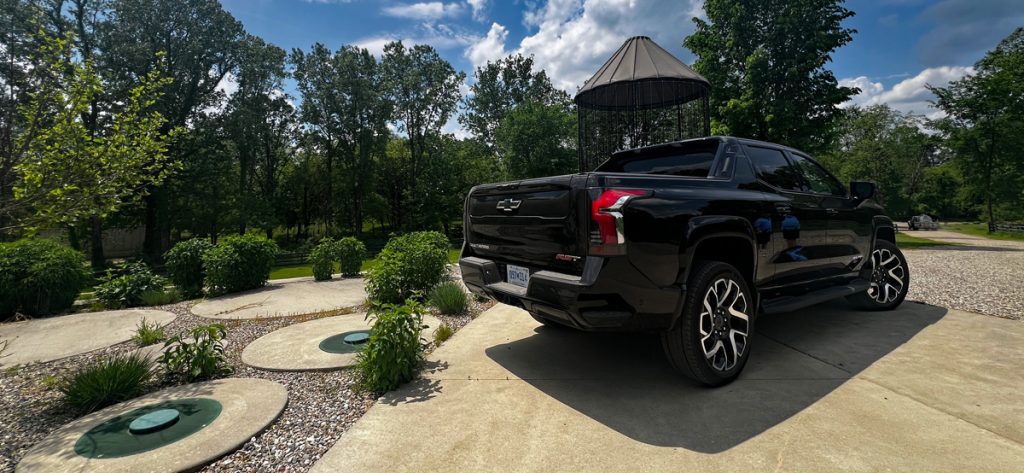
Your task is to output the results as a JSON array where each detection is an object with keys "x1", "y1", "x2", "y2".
[{"x1": 313, "y1": 302, "x2": 1024, "y2": 472}]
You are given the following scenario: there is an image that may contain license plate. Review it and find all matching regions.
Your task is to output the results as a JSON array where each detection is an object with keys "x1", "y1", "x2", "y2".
[{"x1": 506, "y1": 265, "x2": 530, "y2": 288}]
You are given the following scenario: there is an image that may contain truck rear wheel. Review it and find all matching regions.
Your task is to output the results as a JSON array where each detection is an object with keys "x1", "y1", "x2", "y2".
[
  {"x1": 846, "y1": 239, "x2": 910, "y2": 311},
  {"x1": 661, "y1": 261, "x2": 754, "y2": 387}
]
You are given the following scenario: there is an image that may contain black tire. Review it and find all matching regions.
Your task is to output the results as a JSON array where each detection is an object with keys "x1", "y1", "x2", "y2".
[
  {"x1": 846, "y1": 239, "x2": 910, "y2": 311},
  {"x1": 660, "y1": 261, "x2": 754, "y2": 387}
]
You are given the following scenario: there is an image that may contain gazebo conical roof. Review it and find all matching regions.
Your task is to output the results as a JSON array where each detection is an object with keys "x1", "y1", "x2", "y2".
[{"x1": 575, "y1": 36, "x2": 710, "y2": 110}]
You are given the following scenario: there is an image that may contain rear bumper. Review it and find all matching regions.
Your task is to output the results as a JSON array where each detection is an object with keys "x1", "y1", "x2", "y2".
[{"x1": 459, "y1": 255, "x2": 682, "y2": 331}]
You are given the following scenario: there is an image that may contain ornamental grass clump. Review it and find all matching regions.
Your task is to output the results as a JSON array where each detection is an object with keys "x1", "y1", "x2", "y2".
[
  {"x1": 94, "y1": 262, "x2": 166, "y2": 309},
  {"x1": 0, "y1": 238, "x2": 87, "y2": 318},
  {"x1": 164, "y1": 238, "x2": 214, "y2": 298},
  {"x1": 59, "y1": 352, "x2": 155, "y2": 413},
  {"x1": 357, "y1": 299, "x2": 426, "y2": 392},
  {"x1": 132, "y1": 318, "x2": 166, "y2": 347},
  {"x1": 366, "y1": 231, "x2": 450, "y2": 303},
  {"x1": 429, "y1": 281, "x2": 468, "y2": 315},
  {"x1": 202, "y1": 235, "x2": 278, "y2": 295}
]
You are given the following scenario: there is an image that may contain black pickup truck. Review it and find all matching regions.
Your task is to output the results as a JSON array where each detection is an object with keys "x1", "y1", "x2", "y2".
[{"x1": 459, "y1": 136, "x2": 909, "y2": 386}]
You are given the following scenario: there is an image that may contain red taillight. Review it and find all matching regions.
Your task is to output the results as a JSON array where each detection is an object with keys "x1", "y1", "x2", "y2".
[{"x1": 590, "y1": 189, "x2": 648, "y2": 255}]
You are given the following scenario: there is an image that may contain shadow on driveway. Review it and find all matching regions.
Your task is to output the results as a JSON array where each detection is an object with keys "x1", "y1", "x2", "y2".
[{"x1": 485, "y1": 300, "x2": 946, "y2": 453}]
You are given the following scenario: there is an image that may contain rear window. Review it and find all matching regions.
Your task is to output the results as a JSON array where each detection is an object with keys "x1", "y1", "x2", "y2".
[{"x1": 597, "y1": 140, "x2": 721, "y2": 177}]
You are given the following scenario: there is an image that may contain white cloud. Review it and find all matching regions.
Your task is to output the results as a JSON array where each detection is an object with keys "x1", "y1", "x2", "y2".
[
  {"x1": 475, "y1": 0, "x2": 703, "y2": 92},
  {"x1": 839, "y1": 66, "x2": 975, "y2": 116},
  {"x1": 216, "y1": 72, "x2": 239, "y2": 97},
  {"x1": 382, "y1": 2, "x2": 464, "y2": 21},
  {"x1": 467, "y1": 0, "x2": 488, "y2": 21},
  {"x1": 464, "y1": 22, "x2": 509, "y2": 70}
]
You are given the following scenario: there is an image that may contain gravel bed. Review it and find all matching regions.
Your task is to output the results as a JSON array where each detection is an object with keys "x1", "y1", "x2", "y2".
[
  {"x1": 0, "y1": 286, "x2": 493, "y2": 473},
  {"x1": 901, "y1": 230, "x2": 1024, "y2": 321}
]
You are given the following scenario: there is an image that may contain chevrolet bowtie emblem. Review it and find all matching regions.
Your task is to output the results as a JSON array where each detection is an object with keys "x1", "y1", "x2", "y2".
[{"x1": 496, "y1": 198, "x2": 522, "y2": 212}]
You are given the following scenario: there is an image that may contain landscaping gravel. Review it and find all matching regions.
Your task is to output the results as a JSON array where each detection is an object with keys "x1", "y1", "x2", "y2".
[
  {"x1": 0, "y1": 283, "x2": 493, "y2": 473},
  {"x1": 902, "y1": 230, "x2": 1024, "y2": 320}
]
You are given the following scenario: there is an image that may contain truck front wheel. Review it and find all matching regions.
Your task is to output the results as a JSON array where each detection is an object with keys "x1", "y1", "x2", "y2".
[{"x1": 661, "y1": 260, "x2": 754, "y2": 387}]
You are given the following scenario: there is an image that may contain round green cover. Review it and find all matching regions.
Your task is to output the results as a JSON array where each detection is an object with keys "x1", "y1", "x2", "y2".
[
  {"x1": 319, "y1": 330, "x2": 372, "y2": 354},
  {"x1": 74, "y1": 398, "x2": 222, "y2": 459}
]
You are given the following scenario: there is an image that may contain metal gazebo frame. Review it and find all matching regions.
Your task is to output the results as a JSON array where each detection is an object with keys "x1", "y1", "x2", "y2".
[{"x1": 575, "y1": 36, "x2": 712, "y2": 172}]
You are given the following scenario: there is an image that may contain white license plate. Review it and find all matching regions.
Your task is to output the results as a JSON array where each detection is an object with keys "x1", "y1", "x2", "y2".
[{"x1": 506, "y1": 265, "x2": 530, "y2": 288}]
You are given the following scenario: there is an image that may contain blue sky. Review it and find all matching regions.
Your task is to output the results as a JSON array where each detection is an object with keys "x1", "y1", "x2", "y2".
[{"x1": 221, "y1": 0, "x2": 1023, "y2": 126}]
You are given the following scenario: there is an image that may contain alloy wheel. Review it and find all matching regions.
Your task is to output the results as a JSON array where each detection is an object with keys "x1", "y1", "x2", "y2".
[
  {"x1": 699, "y1": 278, "x2": 750, "y2": 372},
  {"x1": 867, "y1": 247, "x2": 906, "y2": 304}
]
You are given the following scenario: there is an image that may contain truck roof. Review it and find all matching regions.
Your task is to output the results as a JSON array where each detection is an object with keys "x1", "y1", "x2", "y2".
[{"x1": 611, "y1": 136, "x2": 806, "y2": 158}]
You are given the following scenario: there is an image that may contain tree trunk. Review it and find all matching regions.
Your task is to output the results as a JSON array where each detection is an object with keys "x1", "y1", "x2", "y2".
[
  {"x1": 143, "y1": 192, "x2": 160, "y2": 260},
  {"x1": 89, "y1": 215, "x2": 105, "y2": 270}
]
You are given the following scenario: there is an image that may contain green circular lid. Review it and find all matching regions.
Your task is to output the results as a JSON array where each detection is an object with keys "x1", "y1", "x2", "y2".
[
  {"x1": 343, "y1": 332, "x2": 370, "y2": 344},
  {"x1": 74, "y1": 398, "x2": 222, "y2": 459},
  {"x1": 319, "y1": 330, "x2": 372, "y2": 354},
  {"x1": 128, "y1": 408, "x2": 180, "y2": 434}
]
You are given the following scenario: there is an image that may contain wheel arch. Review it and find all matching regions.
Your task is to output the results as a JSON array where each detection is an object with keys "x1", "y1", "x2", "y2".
[{"x1": 679, "y1": 216, "x2": 757, "y2": 291}]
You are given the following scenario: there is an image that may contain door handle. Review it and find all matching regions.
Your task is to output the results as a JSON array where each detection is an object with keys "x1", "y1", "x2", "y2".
[
  {"x1": 826, "y1": 208, "x2": 839, "y2": 215},
  {"x1": 775, "y1": 204, "x2": 792, "y2": 214}
]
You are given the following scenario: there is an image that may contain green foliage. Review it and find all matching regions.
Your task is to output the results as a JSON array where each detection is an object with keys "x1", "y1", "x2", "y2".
[
  {"x1": 133, "y1": 318, "x2": 167, "y2": 347},
  {"x1": 357, "y1": 299, "x2": 426, "y2": 392},
  {"x1": 164, "y1": 239, "x2": 214, "y2": 298},
  {"x1": 202, "y1": 235, "x2": 278, "y2": 295},
  {"x1": 9, "y1": 34, "x2": 178, "y2": 231},
  {"x1": 308, "y1": 238, "x2": 337, "y2": 281},
  {"x1": 366, "y1": 231, "x2": 450, "y2": 303},
  {"x1": 59, "y1": 352, "x2": 155, "y2": 413},
  {"x1": 0, "y1": 239, "x2": 87, "y2": 318},
  {"x1": 495, "y1": 100, "x2": 577, "y2": 179},
  {"x1": 336, "y1": 237, "x2": 367, "y2": 276},
  {"x1": 429, "y1": 281, "x2": 468, "y2": 315},
  {"x1": 94, "y1": 262, "x2": 166, "y2": 309},
  {"x1": 685, "y1": 0, "x2": 856, "y2": 153},
  {"x1": 159, "y1": 324, "x2": 232, "y2": 382},
  {"x1": 433, "y1": 323, "x2": 454, "y2": 346}
]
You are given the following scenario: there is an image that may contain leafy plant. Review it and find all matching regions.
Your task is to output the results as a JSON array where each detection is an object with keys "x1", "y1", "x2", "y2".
[
  {"x1": 308, "y1": 238, "x2": 337, "y2": 281},
  {"x1": 202, "y1": 235, "x2": 278, "y2": 295},
  {"x1": 335, "y1": 237, "x2": 367, "y2": 277},
  {"x1": 41, "y1": 374, "x2": 59, "y2": 390},
  {"x1": 94, "y1": 262, "x2": 166, "y2": 309},
  {"x1": 139, "y1": 287, "x2": 181, "y2": 307},
  {"x1": 159, "y1": 324, "x2": 232, "y2": 382},
  {"x1": 0, "y1": 238, "x2": 87, "y2": 318},
  {"x1": 357, "y1": 299, "x2": 427, "y2": 392},
  {"x1": 366, "y1": 231, "x2": 450, "y2": 303},
  {"x1": 132, "y1": 318, "x2": 166, "y2": 347},
  {"x1": 433, "y1": 323, "x2": 454, "y2": 345},
  {"x1": 429, "y1": 281, "x2": 468, "y2": 315},
  {"x1": 164, "y1": 238, "x2": 214, "y2": 298},
  {"x1": 58, "y1": 352, "x2": 155, "y2": 413}
]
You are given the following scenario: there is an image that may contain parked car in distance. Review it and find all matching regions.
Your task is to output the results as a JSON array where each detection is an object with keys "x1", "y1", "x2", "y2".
[
  {"x1": 907, "y1": 215, "x2": 939, "y2": 230},
  {"x1": 459, "y1": 136, "x2": 910, "y2": 387}
]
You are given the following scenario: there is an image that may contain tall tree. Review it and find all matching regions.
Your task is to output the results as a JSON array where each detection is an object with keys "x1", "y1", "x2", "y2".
[
  {"x1": 101, "y1": 0, "x2": 245, "y2": 258},
  {"x1": 495, "y1": 100, "x2": 577, "y2": 180},
  {"x1": 461, "y1": 54, "x2": 568, "y2": 149},
  {"x1": 685, "y1": 0, "x2": 857, "y2": 153},
  {"x1": 932, "y1": 28, "x2": 1024, "y2": 228},
  {"x1": 380, "y1": 41, "x2": 464, "y2": 227}
]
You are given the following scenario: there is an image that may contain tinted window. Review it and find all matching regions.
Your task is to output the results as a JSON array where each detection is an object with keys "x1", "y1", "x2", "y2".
[
  {"x1": 599, "y1": 140, "x2": 720, "y2": 177},
  {"x1": 745, "y1": 146, "x2": 803, "y2": 191},
  {"x1": 790, "y1": 153, "x2": 846, "y2": 196}
]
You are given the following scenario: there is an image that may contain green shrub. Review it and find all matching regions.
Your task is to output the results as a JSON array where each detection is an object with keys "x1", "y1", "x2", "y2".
[
  {"x1": 164, "y1": 239, "x2": 214, "y2": 298},
  {"x1": 429, "y1": 281, "x2": 468, "y2": 315},
  {"x1": 308, "y1": 238, "x2": 337, "y2": 281},
  {"x1": 58, "y1": 352, "x2": 155, "y2": 413},
  {"x1": 132, "y1": 318, "x2": 166, "y2": 347},
  {"x1": 366, "y1": 231, "x2": 450, "y2": 303},
  {"x1": 336, "y1": 237, "x2": 367, "y2": 276},
  {"x1": 0, "y1": 239, "x2": 87, "y2": 318},
  {"x1": 94, "y1": 262, "x2": 166, "y2": 309},
  {"x1": 139, "y1": 287, "x2": 181, "y2": 307},
  {"x1": 159, "y1": 324, "x2": 232, "y2": 382},
  {"x1": 357, "y1": 299, "x2": 426, "y2": 392},
  {"x1": 202, "y1": 235, "x2": 278, "y2": 295},
  {"x1": 433, "y1": 323, "x2": 454, "y2": 345}
]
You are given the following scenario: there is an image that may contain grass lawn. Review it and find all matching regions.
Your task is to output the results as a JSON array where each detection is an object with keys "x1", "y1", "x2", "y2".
[
  {"x1": 943, "y1": 222, "x2": 1024, "y2": 242},
  {"x1": 896, "y1": 232, "x2": 951, "y2": 249},
  {"x1": 269, "y1": 247, "x2": 462, "y2": 280}
]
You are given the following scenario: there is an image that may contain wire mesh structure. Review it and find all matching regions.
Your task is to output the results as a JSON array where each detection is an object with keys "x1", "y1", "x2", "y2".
[{"x1": 575, "y1": 36, "x2": 711, "y2": 171}]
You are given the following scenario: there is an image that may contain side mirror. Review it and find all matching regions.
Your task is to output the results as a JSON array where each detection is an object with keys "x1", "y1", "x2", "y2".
[{"x1": 850, "y1": 181, "x2": 875, "y2": 200}]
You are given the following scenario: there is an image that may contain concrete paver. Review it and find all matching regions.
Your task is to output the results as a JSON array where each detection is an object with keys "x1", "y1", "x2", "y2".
[
  {"x1": 0, "y1": 309, "x2": 176, "y2": 367},
  {"x1": 191, "y1": 277, "x2": 366, "y2": 320},
  {"x1": 313, "y1": 302, "x2": 1024, "y2": 472},
  {"x1": 17, "y1": 378, "x2": 288, "y2": 473}
]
